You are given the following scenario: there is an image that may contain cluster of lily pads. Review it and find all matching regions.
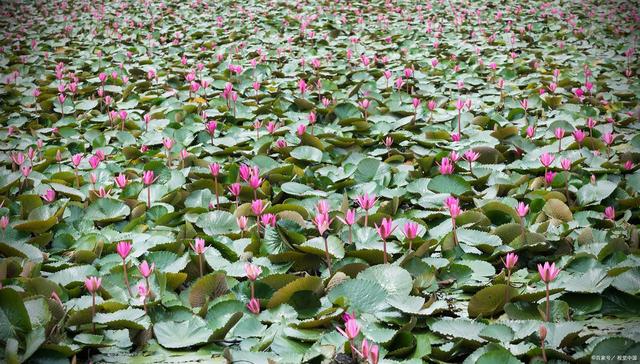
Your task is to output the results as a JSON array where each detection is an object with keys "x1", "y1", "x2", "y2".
[{"x1": 1, "y1": 0, "x2": 639, "y2": 363}]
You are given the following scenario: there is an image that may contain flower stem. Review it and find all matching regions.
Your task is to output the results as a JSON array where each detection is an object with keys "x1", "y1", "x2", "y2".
[
  {"x1": 198, "y1": 253, "x2": 203, "y2": 278},
  {"x1": 452, "y1": 219, "x2": 458, "y2": 245},
  {"x1": 383, "y1": 239, "x2": 388, "y2": 264},
  {"x1": 505, "y1": 269, "x2": 511, "y2": 303},
  {"x1": 123, "y1": 260, "x2": 131, "y2": 296},
  {"x1": 91, "y1": 293, "x2": 96, "y2": 333},
  {"x1": 545, "y1": 281, "x2": 551, "y2": 322},
  {"x1": 214, "y1": 176, "x2": 219, "y2": 209},
  {"x1": 323, "y1": 236, "x2": 333, "y2": 275}
]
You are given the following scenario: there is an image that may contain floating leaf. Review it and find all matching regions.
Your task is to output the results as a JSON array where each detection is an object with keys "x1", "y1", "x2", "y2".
[{"x1": 154, "y1": 317, "x2": 213, "y2": 349}]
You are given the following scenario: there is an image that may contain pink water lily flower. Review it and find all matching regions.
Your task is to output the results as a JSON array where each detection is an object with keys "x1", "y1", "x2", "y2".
[
  {"x1": 84, "y1": 276, "x2": 102, "y2": 293},
  {"x1": 260, "y1": 213, "x2": 277, "y2": 227},
  {"x1": 113, "y1": 173, "x2": 128, "y2": 188},
  {"x1": 437, "y1": 157, "x2": 454, "y2": 175},
  {"x1": 116, "y1": 241, "x2": 132, "y2": 259},
  {"x1": 251, "y1": 199, "x2": 266, "y2": 216},
  {"x1": 139, "y1": 261, "x2": 155, "y2": 278},
  {"x1": 604, "y1": 206, "x2": 615, "y2": 220},
  {"x1": 237, "y1": 216, "x2": 248, "y2": 231},
  {"x1": 247, "y1": 297, "x2": 260, "y2": 314},
  {"x1": 375, "y1": 217, "x2": 396, "y2": 263},
  {"x1": 573, "y1": 130, "x2": 586, "y2": 144},
  {"x1": 337, "y1": 209, "x2": 356, "y2": 226},
  {"x1": 190, "y1": 237, "x2": 207, "y2": 254},
  {"x1": 503, "y1": 253, "x2": 518, "y2": 270},
  {"x1": 337, "y1": 318, "x2": 360, "y2": 340},
  {"x1": 313, "y1": 212, "x2": 332, "y2": 235},
  {"x1": 244, "y1": 263, "x2": 262, "y2": 281},
  {"x1": 42, "y1": 189, "x2": 56, "y2": 202},
  {"x1": 539, "y1": 153, "x2": 554, "y2": 167},
  {"x1": 142, "y1": 170, "x2": 155, "y2": 185},
  {"x1": 537, "y1": 262, "x2": 560, "y2": 283},
  {"x1": 516, "y1": 202, "x2": 529, "y2": 217},
  {"x1": 402, "y1": 221, "x2": 419, "y2": 240}
]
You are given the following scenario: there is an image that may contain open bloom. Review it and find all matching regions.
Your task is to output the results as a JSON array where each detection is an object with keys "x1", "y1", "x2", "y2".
[
  {"x1": 450, "y1": 151, "x2": 461, "y2": 162},
  {"x1": 356, "y1": 193, "x2": 377, "y2": 211},
  {"x1": 437, "y1": 157, "x2": 454, "y2": 175},
  {"x1": 228, "y1": 183, "x2": 241, "y2": 197},
  {"x1": 239, "y1": 164, "x2": 253, "y2": 181},
  {"x1": 190, "y1": 237, "x2": 207, "y2": 254},
  {"x1": 375, "y1": 217, "x2": 396, "y2": 240},
  {"x1": 539, "y1": 153, "x2": 554, "y2": 167},
  {"x1": 261, "y1": 213, "x2": 277, "y2": 227},
  {"x1": 537, "y1": 262, "x2": 560, "y2": 283},
  {"x1": 244, "y1": 263, "x2": 262, "y2": 281},
  {"x1": 251, "y1": 199, "x2": 266, "y2": 216},
  {"x1": 573, "y1": 130, "x2": 586, "y2": 144},
  {"x1": 313, "y1": 212, "x2": 332, "y2": 235},
  {"x1": 464, "y1": 150, "x2": 480, "y2": 162},
  {"x1": 248, "y1": 175, "x2": 263, "y2": 190},
  {"x1": 116, "y1": 241, "x2": 132, "y2": 259},
  {"x1": 84, "y1": 276, "x2": 102, "y2": 293},
  {"x1": 403, "y1": 221, "x2": 419, "y2": 240}
]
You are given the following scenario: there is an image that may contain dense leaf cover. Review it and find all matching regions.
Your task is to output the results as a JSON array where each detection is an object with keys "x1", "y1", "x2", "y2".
[{"x1": 0, "y1": 0, "x2": 639, "y2": 363}]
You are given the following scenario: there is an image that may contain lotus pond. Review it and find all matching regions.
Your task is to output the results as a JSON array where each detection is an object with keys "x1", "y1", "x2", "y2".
[{"x1": 0, "y1": 0, "x2": 639, "y2": 363}]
